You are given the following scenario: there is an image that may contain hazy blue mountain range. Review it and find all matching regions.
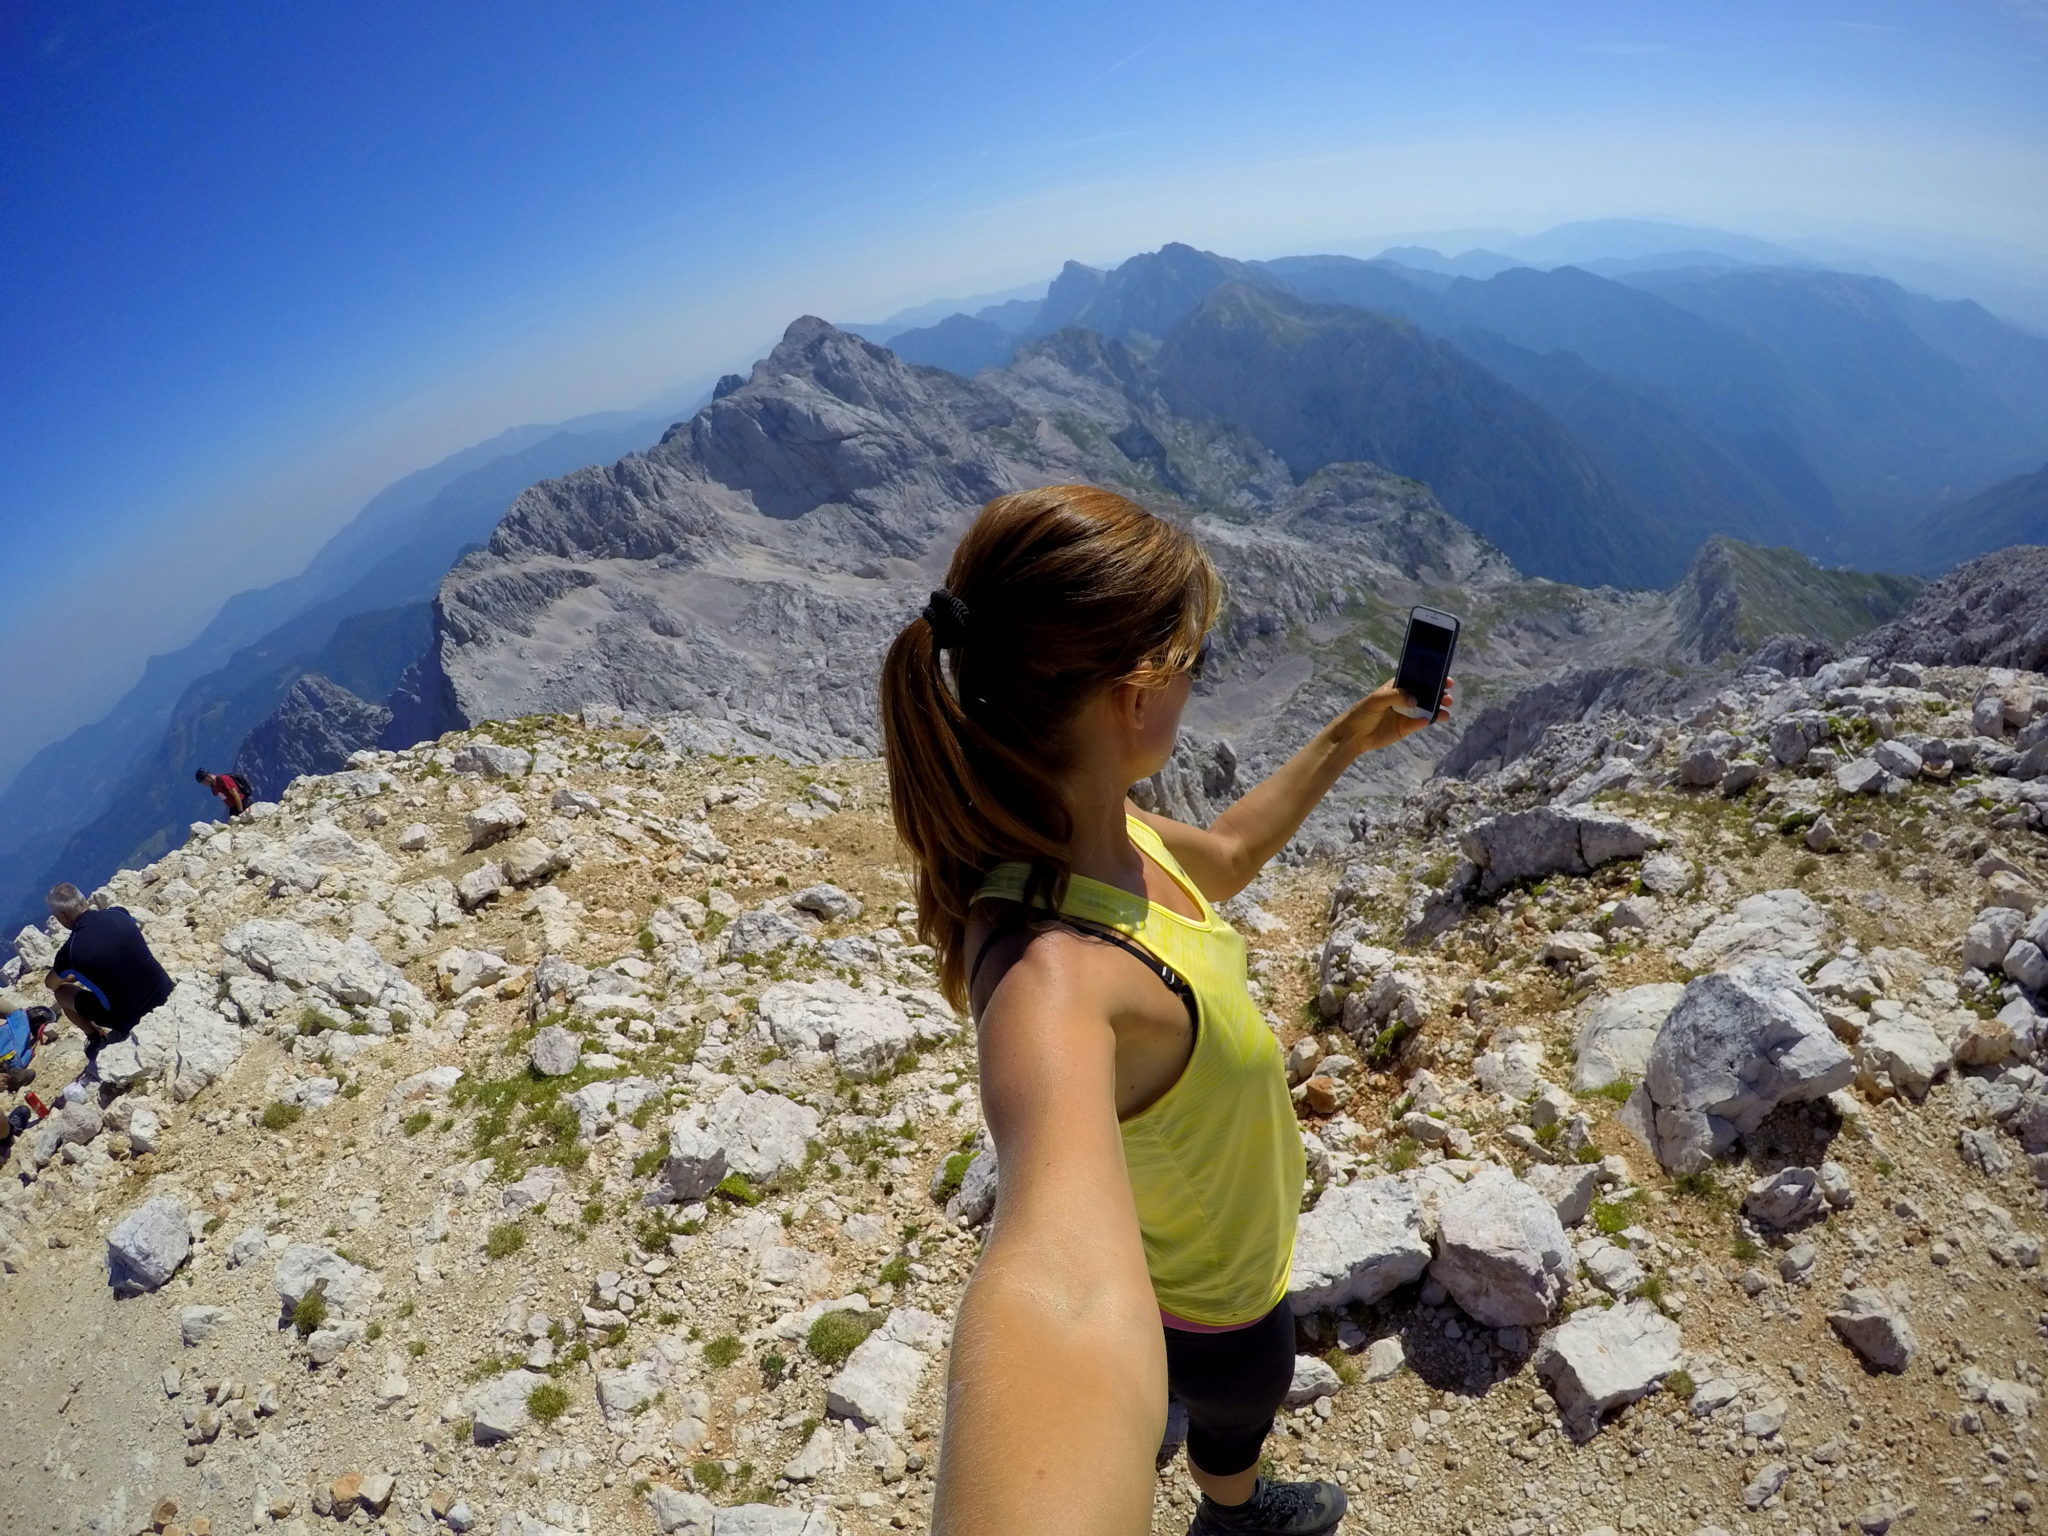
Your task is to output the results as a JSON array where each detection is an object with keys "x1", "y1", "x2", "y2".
[
  {"x1": 9, "y1": 219, "x2": 2042, "y2": 925},
  {"x1": 880, "y1": 241, "x2": 2048, "y2": 573},
  {"x1": 0, "y1": 412, "x2": 681, "y2": 927}
]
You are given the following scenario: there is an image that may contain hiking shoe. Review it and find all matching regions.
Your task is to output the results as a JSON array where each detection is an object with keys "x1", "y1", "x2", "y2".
[{"x1": 1186, "y1": 1475, "x2": 1346, "y2": 1535}]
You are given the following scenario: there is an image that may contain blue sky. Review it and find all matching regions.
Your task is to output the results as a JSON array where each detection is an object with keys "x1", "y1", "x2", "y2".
[{"x1": 3, "y1": 0, "x2": 2046, "y2": 763}]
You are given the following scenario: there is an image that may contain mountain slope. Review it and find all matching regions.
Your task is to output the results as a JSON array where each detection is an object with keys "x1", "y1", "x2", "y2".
[
  {"x1": 2, "y1": 418, "x2": 671, "y2": 925},
  {"x1": 1905, "y1": 461, "x2": 2048, "y2": 572},
  {"x1": 1150, "y1": 284, "x2": 1677, "y2": 586}
]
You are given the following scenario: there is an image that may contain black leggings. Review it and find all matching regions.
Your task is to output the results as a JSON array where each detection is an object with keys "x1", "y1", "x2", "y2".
[{"x1": 1164, "y1": 1301, "x2": 1296, "y2": 1478}]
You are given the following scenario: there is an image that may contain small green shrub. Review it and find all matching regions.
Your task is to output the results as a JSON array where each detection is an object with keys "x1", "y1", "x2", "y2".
[
  {"x1": 401, "y1": 1110, "x2": 432, "y2": 1136},
  {"x1": 877, "y1": 1253, "x2": 910, "y2": 1287},
  {"x1": 935, "y1": 1151, "x2": 973, "y2": 1202},
  {"x1": 1591, "y1": 1198, "x2": 1637, "y2": 1237},
  {"x1": 581, "y1": 1198, "x2": 606, "y2": 1227},
  {"x1": 761, "y1": 1349, "x2": 789, "y2": 1387},
  {"x1": 714, "y1": 1173, "x2": 760, "y2": 1206},
  {"x1": 703, "y1": 1334, "x2": 744, "y2": 1369},
  {"x1": 1671, "y1": 1169, "x2": 1720, "y2": 1203},
  {"x1": 692, "y1": 1458, "x2": 729, "y2": 1492},
  {"x1": 291, "y1": 1289, "x2": 329, "y2": 1337},
  {"x1": 408, "y1": 1339, "x2": 427, "y2": 1358},
  {"x1": 260, "y1": 1101, "x2": 303, "y2": 1132},
  {"x1": 1384, "y1": 1141, "x2": 1418, "y2": 1172},
  {"x1": 1732, "y1": 1235, "x2": 1762, "y2": 1262},
  {"x1": 1583, "y1": 1079, "x2": 1635, "y2": 1105},
  {"x1": 1665, "y1": 1367, "x2": 1696, "y2": 1400},
  {"x1": 485, "y1": 1223, "x2": 527, "y2": 1259},
  {"x1": 527, "y1": 1382, "x2": 569, "y2": 1424},
  {"x1": 805, "y1": 1309, "x2": 882, "y2": 1367}
]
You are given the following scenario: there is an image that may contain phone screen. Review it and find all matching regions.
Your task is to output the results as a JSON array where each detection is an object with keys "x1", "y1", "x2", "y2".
[{"x1": 1394, "y1": 609, "x2": 1459, "y2": 718}]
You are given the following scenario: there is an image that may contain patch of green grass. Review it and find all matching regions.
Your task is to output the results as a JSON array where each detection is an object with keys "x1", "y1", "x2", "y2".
[
  {"x1": 1582, "y1": 1079, "x2": 1635, "y2": 1105},
  {"x1": 291, "y1": 1289, "x2": 329, "y2": 1337},
  {"x1": 632, "y1": 1144, "x2": 668, "y2": 1180},
  {"x1": 692, "y1": 1459, "x2": 729, "y2": 1492},
  {"x1": 485, "y1": 1223, "x2": 527, "y2": 1260},
  {"x1": 297, "y1": 1008, "x2": 342, "y2": 1036},
  {"x1": 714, "y1": 1173, "x2": 760, "y2": 1206},
  {"x1": 581, "y1": 1198, "x2": 606, "y2": 1226},
  {"x1": 527, "y1": 1382, "x2": 569, "y2": 1424},
  {"x1": 1874, "y1": 1156, "x2": 1895, "y2": 1178},
  {"x1": 761, "y1": 1350, "x2": 789, "y2": 1387},
  {"x1": 877, "y1": 1253, "x2": 911, "y2": 1287},
  {"x1": 1324, "y1": 1347, "x2": 1359, "y2": 1386},
  {"x1": 1635, "y1": 1273, "x2": 1666, "y2": 1308},
  {"x1": 408, "y1": 1339, "x2": 427, "y2": 1358},
  {"x1": 805, "y1": 1309, "x2": 883, "y2": 1367},
  {"x1": 934, "y1": 1150, "x2": 974, "y2": 1202},
  {"x1": 401, "y1": 1110, "x2": 433, "y2": 1136},
  {"x1": 1385, "y1": 1141, "x2": 1419, "y2": 1173},
  {"x1": 637, "y1": 927, "x2": 658, "y2": 956},
  {"x1": 1671, "y1": 1169, "x2": 1722, "y2": 1204},
  {"x1": 703, "y1": 1334, "x2": 744, "y2": 1369},
  {"x1": 1665, "y1": 1367, "x2": 1696, "y2": 1400},
  {"x1": 259, "y1": 1100, "x2": 303, "y2": 1132},
  {"x1": 1591, "y1": 1196, "x2": 1641, "y2": 1237},
  {"x1": 1366, "y1": 1019, "x2": 1415, "y2": 1067}
]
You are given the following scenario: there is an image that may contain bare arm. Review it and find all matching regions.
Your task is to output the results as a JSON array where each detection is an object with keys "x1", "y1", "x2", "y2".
[
  {"x1": 1130, "y1": 677, "x2": 1455, "y2": 901},
  {"x1": 933, "y1": 936, "x2": 1165, "y2": 1536}
]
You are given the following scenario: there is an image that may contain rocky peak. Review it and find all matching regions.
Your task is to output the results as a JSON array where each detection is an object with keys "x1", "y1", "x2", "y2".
[
  {"x1": 1671, "y1": 535, "x2": 1920, "y2": 664},
  {"x1": 1859, "y1": 544, "x2": 2048, "y2": 671}
]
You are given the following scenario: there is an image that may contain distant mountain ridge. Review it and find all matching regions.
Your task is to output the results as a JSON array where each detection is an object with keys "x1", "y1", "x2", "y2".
[{"x1": 12, "y1": 222, "x2": 2040, "y2": 924}]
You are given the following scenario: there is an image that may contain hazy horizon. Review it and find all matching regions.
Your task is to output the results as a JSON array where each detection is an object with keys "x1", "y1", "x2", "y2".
[{"x1": 5, "y1": 0, "x2": 2046, "y2": 783}]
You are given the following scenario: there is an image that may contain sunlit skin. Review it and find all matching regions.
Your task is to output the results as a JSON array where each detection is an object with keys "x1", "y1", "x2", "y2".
[{"x1": 935, "y1": 656, "x2": 1451, "y2": 1535}]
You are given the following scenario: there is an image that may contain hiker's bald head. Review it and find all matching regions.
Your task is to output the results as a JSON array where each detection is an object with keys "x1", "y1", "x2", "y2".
[{"x1": 46, "y1": 883, "x2": 88, "y2": 928}]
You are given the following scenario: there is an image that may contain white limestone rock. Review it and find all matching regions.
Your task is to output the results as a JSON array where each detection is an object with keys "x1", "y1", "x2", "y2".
[
  {"x1": 1679, "y1": 889, "x2": 1830, "y2": 972},
  {"x1": 1854, "y1": 1013, "x2": 1951, "y2": 1101},
  {"x1": 1287, "y1": 1178, "x2": 1432, "y2": 1315},
  {"x1": 825, "y1": 1334, "x2": 927, "y2": 1433},
  {"x1": 1572, "y1": 983, "x2": 1686, "y2": 1092},
  {"x1": 1534, "y1": 1298, "x2": 1683, "y2": 1439},
  {"x1": 273, "y1": 1243, "x2": 382, "y2": 1318},
  {"x1": 1828, "y1": 1288, "x2": 1916, "y2": 1372},
  {"x1": 107, "y1": 1195, "x2": 193, "y2": 1295},
  {"x1": 1639, "y1": 960, "x2": 1854, "y2": 1172},
  {"x1": 1429, "y1": 1165, "x2": 1572, "y2": 1327}
]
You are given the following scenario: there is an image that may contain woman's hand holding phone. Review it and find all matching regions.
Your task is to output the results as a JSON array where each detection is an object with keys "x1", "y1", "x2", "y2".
[{"x1": 1341, "y1": 676, "x2": 1455, "y2": 753}]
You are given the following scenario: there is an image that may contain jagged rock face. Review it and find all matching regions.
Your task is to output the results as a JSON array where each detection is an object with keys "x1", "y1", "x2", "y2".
[
  {"x1": 235, "y1": 674, "x2": 392, "y2": 797},
  {"x1": 1859, "y1": 545, "x2": 2048, "y2": 671}
]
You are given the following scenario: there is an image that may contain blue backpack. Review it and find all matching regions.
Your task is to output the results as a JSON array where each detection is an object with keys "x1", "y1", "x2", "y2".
[{"x1": 0, "y1": 1009, "x2": 44, "y2": 1075}]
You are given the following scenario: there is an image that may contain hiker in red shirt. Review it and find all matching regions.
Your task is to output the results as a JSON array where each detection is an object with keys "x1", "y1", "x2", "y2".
[{"x1": 195, "y1": 768, "x2": 252, "y2": 819}]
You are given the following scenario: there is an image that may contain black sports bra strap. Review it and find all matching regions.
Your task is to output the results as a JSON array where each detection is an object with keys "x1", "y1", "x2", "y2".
[{"x1": 969, "y1": 910, "x2": 1198, "y2": 1030}]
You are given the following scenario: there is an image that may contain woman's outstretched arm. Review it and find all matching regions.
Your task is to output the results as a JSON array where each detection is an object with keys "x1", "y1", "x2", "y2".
[
  {"x1": 932, "y1": 934, "x2": 1166, "y2": 1536},
  {"x1": 1133, "y1": 676, "x2": 1455, "y2": 900}
]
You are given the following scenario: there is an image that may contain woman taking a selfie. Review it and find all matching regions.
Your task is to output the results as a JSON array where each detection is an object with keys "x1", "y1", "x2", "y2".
[{"x1": 881, "y1": 484, "x2": 1451, "y2": 1536}]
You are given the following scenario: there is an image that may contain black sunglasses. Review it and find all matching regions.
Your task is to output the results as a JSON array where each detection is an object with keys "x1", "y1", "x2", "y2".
[{"x1": 1190, "y1": 633, "x2": 1213, "y2": 682}]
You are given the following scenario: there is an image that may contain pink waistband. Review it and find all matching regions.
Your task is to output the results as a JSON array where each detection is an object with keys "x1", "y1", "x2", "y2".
[{"x1": 1160, "y1": 1307, "x2": 1262, "y2": 1334}]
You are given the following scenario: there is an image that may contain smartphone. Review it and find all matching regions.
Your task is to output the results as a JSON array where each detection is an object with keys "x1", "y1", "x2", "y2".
[{"x1": 1391, "y1": 606, "x2": 1460, "y2": 720}]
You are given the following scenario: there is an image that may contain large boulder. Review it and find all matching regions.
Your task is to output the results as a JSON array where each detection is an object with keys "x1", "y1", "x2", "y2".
[
  {"x1": 1572, "y1": 984, "x2": 1686, "y2": 1092},
  {"x1": 1637, "y1": 960, "x2": 1854, "y2": 1172},
  {"x1": 1428, "y1": 1166, "x2": 1572, "y2": 1327},
  {"x1": 1963, "y1": 908, "x2": 2026, "y2": 973},
  {"x1": 1287, "y1": 1178, "x2": 1432, "y2": 1315},
  {"x1": 1535, "y1": 1299, "x2": 1683, "y2": 1439},
  {"x1": 106, "y1": 1195, "x2": 193, "y2": 1295},
  {"x1": 660, "y1": 1119, "x2": 731, "y2": 1202},
  {"x1": 1458, "y1": 807, "x2": 1661, "y2": 898}
]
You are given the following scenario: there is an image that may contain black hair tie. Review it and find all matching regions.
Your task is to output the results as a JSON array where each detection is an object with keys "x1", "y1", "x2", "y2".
[{"x1": 922, "y1": 588, "x2": 971, "y2": 649}]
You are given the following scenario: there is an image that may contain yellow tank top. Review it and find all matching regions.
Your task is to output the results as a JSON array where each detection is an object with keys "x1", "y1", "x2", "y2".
[{"x1": 972, "y1": 815, "x2": 1304, "y2": 1326}]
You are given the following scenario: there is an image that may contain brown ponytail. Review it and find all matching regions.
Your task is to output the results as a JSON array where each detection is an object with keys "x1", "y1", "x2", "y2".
[{"x1": 880, "y1": 484, "x2": 1221, "y2": 1010}]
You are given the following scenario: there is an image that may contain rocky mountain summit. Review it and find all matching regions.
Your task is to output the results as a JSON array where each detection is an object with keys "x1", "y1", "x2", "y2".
[
  {"x1": 2, "y1": 627, "x2": 2046, "y2": 1534},
  {"x1": 264, "y1": 312, "x2": 1916, "y2": 862}
]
